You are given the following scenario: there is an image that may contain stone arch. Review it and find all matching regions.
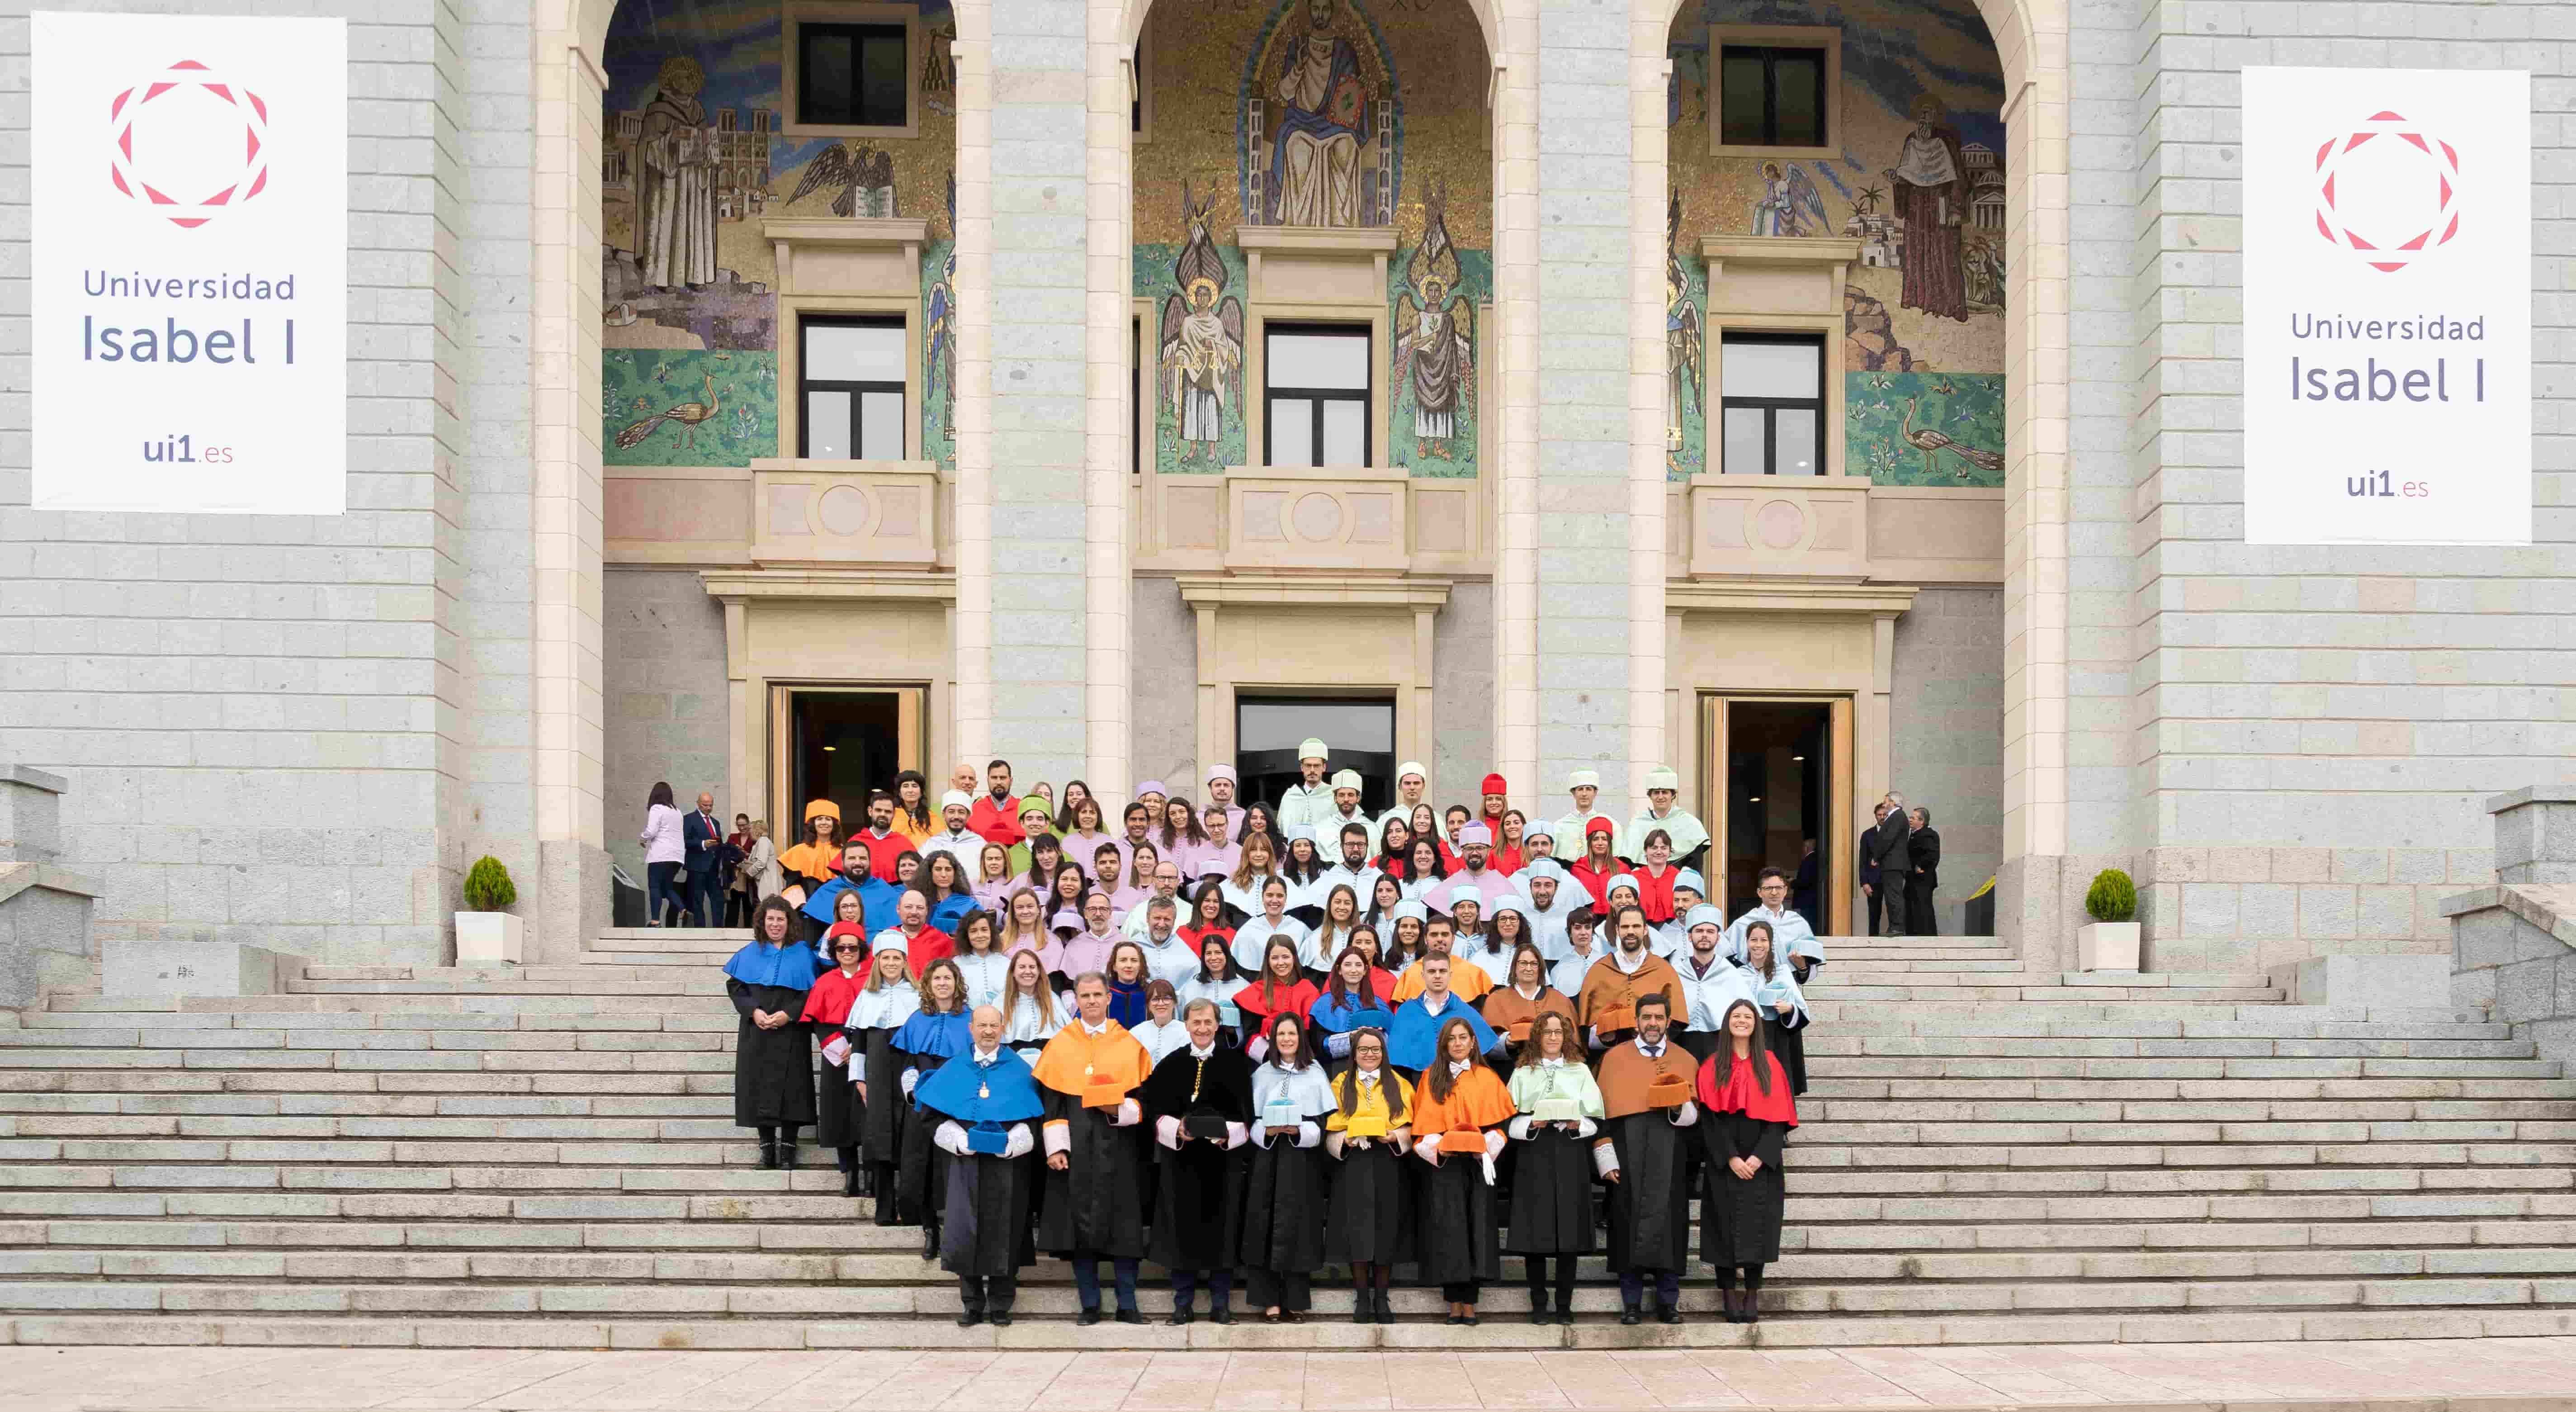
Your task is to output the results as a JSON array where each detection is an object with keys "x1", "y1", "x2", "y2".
[{"x1": 1644, "y1": 0, "x2": 2071, "y2": 874}]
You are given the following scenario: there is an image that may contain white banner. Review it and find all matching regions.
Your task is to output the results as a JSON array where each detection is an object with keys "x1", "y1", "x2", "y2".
[
  {"x1": 30, "y1": 13, "x2": 347, "y2": 515},
  {"x1": 2241, "y1": 66, "x2": 2529, "y2": 545}
]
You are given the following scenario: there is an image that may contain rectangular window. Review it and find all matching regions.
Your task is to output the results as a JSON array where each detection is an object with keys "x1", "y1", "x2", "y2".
[
  {"x1": 797, "y1": 22, "x2": 907, "y2": 129},
  {"x1": 1719, "y1": 45, "x2": 1828, "y2": 148},
  {"x1": 801, "y1": 316, "x2": 906, "y2": 460},
  {"x1": 1263, "y1": 324, "x2": 1370, "y2": 467},
  {"x1": 1719, "y1": 333, "x2": 1824, "y2": 475}
]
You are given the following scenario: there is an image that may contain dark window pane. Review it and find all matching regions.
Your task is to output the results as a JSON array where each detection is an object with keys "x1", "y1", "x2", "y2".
[
  {"x1": 1720, "y1": 52, "x2": 1768, "y2": 146},
  {"x1": 1772, "y1": 51, "x2": 1824, "y2": 146},
  {"x1": 800, "y1": 24, "x2": 906, "y2": 127}
]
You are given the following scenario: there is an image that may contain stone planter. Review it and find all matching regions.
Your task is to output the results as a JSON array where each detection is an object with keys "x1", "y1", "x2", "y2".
[
  {"x1": 2077, "y1": 920, "x2": 2140, "y2": 972},
  {"x1": 455, "y1": 911, "x2": 524, "y2": 966}
]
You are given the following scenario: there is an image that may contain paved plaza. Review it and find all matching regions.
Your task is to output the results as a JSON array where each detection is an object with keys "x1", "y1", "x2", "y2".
[{"x1": 3, "y1": 1338, "x2": 2575, "y2": 1411}]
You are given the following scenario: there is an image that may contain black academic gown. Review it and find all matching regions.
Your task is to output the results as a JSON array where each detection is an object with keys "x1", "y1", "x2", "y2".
[
  {"x1": 1699, "y1": 1111, "x2": 1789, "y2": 1266},
  {"x1": 1139, "y1": 1047, "x2": 1254, "y2": 1273},
  {"x1": 1503, "y1": 1122, "x2": 1596, "y2": 1256},
  {"x1": 1238, "y1": 1085, "x2": 1330, "y2": 1279},
  {"x1": 854, "y1": 1025, "x2": 910, "y2": 1163},
  {"x1": 1324, "y1": 1076, "x2": 1412, "y2": 1266},
  {"x1": 1415, "y1": 1147, "x2": 1503, "y2": 1285},
  {"x1": 920, "y1": 1076, "x2": 1039, "y2": 1280},
  {"x1": 1602, "y1": 1109, "x2": 1695, "y2": 1273},
  {"x1": 1764, "y1": 1012, "x2": 1809, "y2": 1097},
  {"x1": 728, "y1": 979, "x2": 818, "y2": 1128},
  {"x1": 1038, "y1": 1087, "x2": 1150, "y2": 1259}
]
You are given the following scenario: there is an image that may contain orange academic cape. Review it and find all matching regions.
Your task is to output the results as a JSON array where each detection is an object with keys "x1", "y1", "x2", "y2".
[
  {"x1": 1476, "y1": 984, "x2": 1577, "y2": 1045},
  {"x1": 1030, "y1": 1020, "x2": 1154, "y2": 1114},
  {"x1": 1409, "y1": 1062, "x2": 1515, "y2": 1149},
  {"x1": 1392, "y1": 956, "x2": 1494, "y2": 1002},
  {"x1": 1575, "y1": 953, "x2": 1682, "y2": 1034},
  {"x1": 1596, "y1": 1039, "x2": 1701, "y2": 1119}
]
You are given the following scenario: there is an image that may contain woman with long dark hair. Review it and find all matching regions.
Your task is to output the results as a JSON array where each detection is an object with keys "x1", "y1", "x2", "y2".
[
  {"x1": 1324, "y1": 1026, "x2": 1411, "y2": 1323},
  {"x1": 1697, "y1": 997, "x2": 1798, "y2": 1324},
  {"x1": 1410, "y1": 1014, "x2": 1514, "y2": 1324},
  {"x1": 1502, "y1": 1010, "x2": 1602, "y2": 1324},
  {"x1": 1739, "y1": 919, "x2": 1811, "y2": 1095},
  {"x1": 889, "y1": 769, "x2": 934, "y2": 845},
  {"x1": 1155, "y1": 795, "x2": 1213, "y2": 881},
  {"x1": 639, "y1": 781, "x2": 687, "y2": 926},
  {"x1": 841, "y1": 930, "x2": 920, "y2": 1203},
  {"x1": 1241, "y1": 1010, "x2": 1334, "y2": 1322},
  {"x1": 723, "y1": 896, "x2": 818, "y2": 1170}
]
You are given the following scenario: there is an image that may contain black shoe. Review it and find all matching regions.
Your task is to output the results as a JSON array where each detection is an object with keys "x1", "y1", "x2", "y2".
[
  {"x1": 1527, "y1": 1307, "x2": 1550, "y2": 1326},
  {"x1": 843, "y1": 1168, "x2": 862, "y2": 1198},
  {"x1": 1077, "y1": 1309, "x2": 1101, "y2": 1327},
  {"x1": 1619, "y1": 1309, "x2": 1642, "y2": 1326},
  {"x1": 856, "y1": 1167, "x2": 877, "y2": 1197},
  {"x1": 1461, "y1": 1312, "x2": 1478, "y2": 1327},
  {"x1": 757, "y1": 1139, "x2": 779, "y2": 1170},
  {"x1": 1558, "y1": 1310, "x2": 1577, "y2": 1326},
  {"x1": 1657, "y1": 1308, "x2": 1683, "y2": 1326},
  {"x1": 921, "y1": 1226, "x2": 938, "y2": 1261},
  {"x1": 1170, "y1": 1306, "x2": 1194, "y2": 1327},
  {"x1": 991, "y1": 1310, "x2": 1013, "y2": 1327},
  {"x1": 1375, "y1": 1294, "x2": 1395, "y2": 1325},
  {"x1": 779, "y1": 1141, "x2": 798, "y2": 1171},
  {"x1": 1743, "y1": 1301, "x2": 1760, "y2": 1326},
  {"x1": 1210, "y1": 1307, "x2": 1232, "y2": 1325},
  {"x1": 956, "y1": 1309, "x2": 984, "y2": 1328},
  {"x1": 1351, "y1": 1300, "x2": 1372, "y2": 1326},
  {"x1": 1445, "y1": 1313, "x2": 1465, "y2": 1327},
  {"x1": 1116, "y1": 1309, "x2": 1144, "y2": 1325}
]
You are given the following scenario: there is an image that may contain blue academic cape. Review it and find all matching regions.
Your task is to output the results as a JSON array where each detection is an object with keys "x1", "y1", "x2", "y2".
[
  {"x1": 802, "y1": 873, "x2": 903, "y2": 931},
  {"x1": 1387, "y1": 995, "x2": 1500, "y2": 1072},
  {"x1": 722, "y1": 939, "x2": 818, "y2": 990},
  {"x1": 914, "y1": 1045, "x2": 1045, "y2": 1126}
]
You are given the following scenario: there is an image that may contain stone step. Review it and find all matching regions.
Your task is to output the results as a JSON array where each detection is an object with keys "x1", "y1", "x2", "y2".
[
  {"x1": 596, "y1": 928, "x2": 751, "y2": 943},
  {"x1": 8, "y1": 1304, "x2": 2563, "y2": 1350}
]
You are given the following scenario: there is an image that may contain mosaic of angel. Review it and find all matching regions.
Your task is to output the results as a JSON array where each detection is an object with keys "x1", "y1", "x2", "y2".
[
  {"x1": 1751, "y1": 161, "x2": 1829, "y2": 238},
  {"x1": 1157, "y1": 184, "x2": 1246, "y2": 469},
  {"x1": 1392, "y1": 181, "x2": 1474, "y2": 461},
  {"x1": 1664, "y1": 190, "x2": 1704, "y2": 467}
]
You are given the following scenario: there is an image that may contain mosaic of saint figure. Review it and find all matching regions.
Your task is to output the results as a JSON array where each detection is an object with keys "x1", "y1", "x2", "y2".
[
  {"x1": 1157, "y1": 184, "x2": 1246, "y2": 468},
  {"x1": 1392, "y1": 181, "x2": 1474, "y2": 460},
  {"x1": 637, "y1": 56, "x2": 719, "y2": 289},
  {"x1": 1886, "y1": 95, "x2": 1969, "y2": 321},
  {"x1": 1261, "y1": 0, "x2": 1375, "y2": 226},
  {"x1": 1665, "y1": 190, "x2": 1703, "y2": 467}
]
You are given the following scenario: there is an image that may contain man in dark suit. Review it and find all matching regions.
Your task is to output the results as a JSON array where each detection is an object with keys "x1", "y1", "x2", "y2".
[
  {"x1": 1789, "y1": 839, "x2": 1820, "y2": 929},
  {"x1": 1866, "y1": 793, "x2": 1912, "y2": 938},
  {"x1": 1857, "y1": 802, "x2": 1886, "y2": 936},
  {"x1": 682, "y1": 790, "x2": 729, "y2": 927},
  {"x1": 1906, "y1": 806, "x2": 1941, "y2": 937}
]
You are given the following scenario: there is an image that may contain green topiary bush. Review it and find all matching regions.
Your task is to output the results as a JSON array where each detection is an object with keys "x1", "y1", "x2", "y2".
[
  {"x1": 2084, "y1": 867, "x2": 2136, "y2": 923},
  {"x1": 462, "y1": 856, "x2": 518, "y2": 913}
]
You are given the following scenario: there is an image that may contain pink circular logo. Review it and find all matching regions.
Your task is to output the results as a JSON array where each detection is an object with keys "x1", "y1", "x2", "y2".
[
  {"x1": 108, "y1": 59, "x2": 271, "y2": 229},
  {"x1": 2312, "y1": 110, "x2": 2460, "y2": 274}
]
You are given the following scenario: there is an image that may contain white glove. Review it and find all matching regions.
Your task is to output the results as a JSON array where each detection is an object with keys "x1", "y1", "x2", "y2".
[
  {"x1": 1003, "y1": 1123, "x2": 1034, "y2": 1158},
  {"x1": 1295, "y1": 1119, "x2": 1322, "y2": 1149},
  {"x1": 1326, "y1": 1130, "x2": 1347, "y2": 1159},
  {"x1": 1389, "y1": 1127, "x2": 1413, "y2": 1156},
  {"x1": 1592, "y1": 1140, "x2": 1620, "y2": 1180},
  {"x1": 1245, "y1": 1035, "x2": 1269, "y2": 1062},
  {"x1": 1586, "y1": 1026, "x2": 1605, "y2": 1050},
  {"x1": 1483, "y1": 1128, "x2": 1507, "y2": 1159},
  {"x1": 1043, "y1": 1121, "x2": 1072, "y2": 1158},
  {"x1": 1115, "y1": 1098, "x2": 1142, "y2": 1128},
  {"x1": 1574, "y1": 1117, "x2": 1598, "y2": 1139},
  {"x1": 1156, "y1": 1115, "x2": 1182, "y2": 1150},
  {"x1": 901, "y1": 1067, "x2": 919, "y2": 1097},
  {"x1": 1479, "y1": 1150, "x2": 1499, "y2": 1186},
  {"x1": 1415, "y1": 1137, "x2": 1440, "y2": 1165},
  {"x1": 1506, "y1": 1115, "x2": 1533, "y2": 1141},
  {"x1": 1225, "y1": 1121, "x2": 1248, "y2": 1150},
  {"x1": 1325, "y1": 1031, "x2": 1353, "y2": 1059},
  {"x1": 934, "y1": 1120, "x2": 968, "y2": 1156},
  {"x1": 1250, "y1": 1121, "x2": 1272, "y2": 1149},
  {"x1": 1670, "y1": 1099, "x2": 1699, "y2": 1128}
]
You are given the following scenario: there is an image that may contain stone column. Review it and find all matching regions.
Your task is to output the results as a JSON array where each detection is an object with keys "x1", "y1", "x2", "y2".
[
  {"x1": 1525, "y1": 0, "x2": 1638, "y2": 806},
  {"x1": 952, "y1": 0, "x2": 1092, "y2": 786}
]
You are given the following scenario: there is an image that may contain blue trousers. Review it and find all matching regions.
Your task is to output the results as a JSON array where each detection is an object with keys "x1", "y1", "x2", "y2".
[
  {"x1": 646, "y1": 862, "x2": 689, "y2": 926},
  {"x1": 1619, "y1": 1269, "x2": 1680, "y2": 1311},
  {"x1": 1170, "y1": 1266, "x2": 1232, "y2": 1311},
  {"x1": 1069, "y1": 1255, "x2": 1139, "y2": 1312}
]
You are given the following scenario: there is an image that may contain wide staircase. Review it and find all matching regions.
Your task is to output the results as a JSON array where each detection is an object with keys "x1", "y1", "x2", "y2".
[{"x1": 2, "y1": 929, "x2": 2571, "y2": 1350}]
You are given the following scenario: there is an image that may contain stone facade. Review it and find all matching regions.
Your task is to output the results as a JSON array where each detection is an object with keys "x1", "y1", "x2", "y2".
[
  {"x1": 2, "y1": 0, "x2": 2566, "y2": 976},
  {"x1": 603, "y1": 569, "x2": 732, "y2": 882}
]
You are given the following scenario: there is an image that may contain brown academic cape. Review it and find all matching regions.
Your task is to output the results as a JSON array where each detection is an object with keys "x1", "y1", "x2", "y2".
[
  {"x1": 1476, "y1": 985, "x2": 1579, "y2": 1074},
  {"x1": 1575, "y1": 953, "x2": 1682, "y2": 1043},
  {"x1": 1032, "y1": 1022, "x2": 1155, "y2": 1258},
  {"x1": 1595, "y1": 1039, "x2": 1701, "y2": 1273}
]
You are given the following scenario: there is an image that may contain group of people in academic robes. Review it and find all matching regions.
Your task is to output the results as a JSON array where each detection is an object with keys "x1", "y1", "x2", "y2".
[{"x1": 717, "y1": 753, "x2": 1815, "y2": 1326}]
